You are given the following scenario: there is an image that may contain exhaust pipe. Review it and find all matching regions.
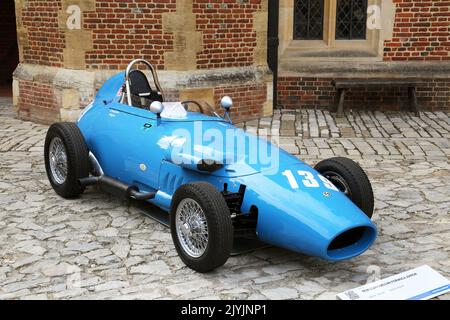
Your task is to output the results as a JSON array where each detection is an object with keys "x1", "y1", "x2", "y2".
[{"x1": 79, "y1": 176, "x2": 156, "y2": 201}]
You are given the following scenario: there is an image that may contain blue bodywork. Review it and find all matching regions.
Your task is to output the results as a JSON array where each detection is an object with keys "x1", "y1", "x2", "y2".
[{"x1": 77, "y1": 72, "x2": 377, "y2": 261}]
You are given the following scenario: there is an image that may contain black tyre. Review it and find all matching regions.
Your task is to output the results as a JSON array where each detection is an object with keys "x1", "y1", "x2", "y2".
[
  {"x1": 315, "y1": 157, "x2": 374, "y2": 218},
  {"x1": 44, "y1": 122, "x2": 90, "y2": 199},
  {"x1": 170, "y1": 182, "x2": 233, "y2": 273}
]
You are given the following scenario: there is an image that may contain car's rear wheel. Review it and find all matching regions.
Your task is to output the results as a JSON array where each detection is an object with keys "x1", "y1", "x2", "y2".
[
  {"x1": 44, "y1": 122, "x2": 90, "y2": 199},
  {"x1": 315, "y1": 157, "x2": 374, "y2": 219},
  {"x1": 170, "y1": 182, "x2": 233, "y2": 273}
]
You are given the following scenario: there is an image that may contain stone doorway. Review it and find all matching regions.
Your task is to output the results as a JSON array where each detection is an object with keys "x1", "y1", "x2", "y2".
[{"x1": 0, "y1": 0, "x2": 19, "y2": 97}]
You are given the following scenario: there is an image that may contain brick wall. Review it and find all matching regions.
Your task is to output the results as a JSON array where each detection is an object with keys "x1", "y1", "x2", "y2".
[
  {"x1": 14, "y1": 0, "x2": 270, "y2": 124},
  {"x1": 84, "y1": 0, "x2": 262, "y2": 70},
  {"x1": 17, "y1": 80, "x2": 59, "y2": 123},
  {"x1": 214, "y1": 83, "x2": 267, "y2": 121},
  {"x1": 85, "y1": 0, "x2": 176, "y2": 70},
  {"x1": 18, "y1": 0, "x2": 263, "y2": 70},
  {"x1": 278, "y1": 77, "x2": 450, "y2": 112},
  {"x1": 19, "y1": 0, "x2": 449, "y2": 67},
  {"x1": 0, "y1": 0, "x2": 19, "y2": 83},
  {"x1": 194, "y1": 0, "x2": 262, "y2": 69},
  {"x1": 278, "y1": 78, "x2": 335, "y2": 109},
  {"x1": 384, "y1": 0, "x2": 450, "y2": 61},
  {"x1": 21, "y1": 0, "x2": 65, "y2": 67}
]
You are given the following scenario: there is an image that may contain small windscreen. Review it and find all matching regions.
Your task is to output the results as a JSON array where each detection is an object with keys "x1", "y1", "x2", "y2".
[{"x1": 181, "y1": 100, "x2": 221, "y2": 118}]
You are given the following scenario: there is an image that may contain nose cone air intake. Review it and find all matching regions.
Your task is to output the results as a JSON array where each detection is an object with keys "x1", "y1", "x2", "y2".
[
  {"x1": 326, "y1": 226, "x2": 377, "y2": 260},
  {"x1": 239, "y1": 162, "x2": 377, "y2": 261}
]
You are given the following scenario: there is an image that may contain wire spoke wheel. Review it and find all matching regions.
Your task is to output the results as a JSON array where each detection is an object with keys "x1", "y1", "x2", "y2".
[
  {"x1": 49, "y1": 137, "x2": 68, "y2": 185},
  {"x1": 323, "y1": 171, "x2": 351, "y2": 196},
  {"x1": 44, "y1": 122, "x2": 90, "y2": 199},
  {"x1": 170, "y1": 182, "x2": 233, "y2": 273},
  {"x1": 315, "y1": 157, "x2": 374, "y2": 219},
  {"x1": 176, "y1": 198, "x2": 209, "y2": 258}
]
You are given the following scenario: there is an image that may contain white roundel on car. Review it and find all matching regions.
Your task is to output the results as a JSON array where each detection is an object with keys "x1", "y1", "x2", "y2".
[{"x1": 161, "y1": 102, "x2": 187, "y2": 119}]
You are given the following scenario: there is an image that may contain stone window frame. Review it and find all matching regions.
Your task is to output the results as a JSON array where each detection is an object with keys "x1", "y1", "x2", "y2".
[{"x1": 279, "y1": 0, "x2": 391, "y2": 61}]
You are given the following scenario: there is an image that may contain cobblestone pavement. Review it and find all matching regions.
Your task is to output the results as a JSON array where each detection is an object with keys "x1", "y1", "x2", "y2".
[{"x1": 1, "y1": 97, "x2": 449, "y2": 300}]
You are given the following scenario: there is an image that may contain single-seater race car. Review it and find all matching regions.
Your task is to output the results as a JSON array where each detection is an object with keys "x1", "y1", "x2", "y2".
[{"x1": 45, "y1": 59, "x2": 377, "y2": 272}]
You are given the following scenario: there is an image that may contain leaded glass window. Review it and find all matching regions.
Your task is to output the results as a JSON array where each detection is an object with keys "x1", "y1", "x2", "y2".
[
  {"x1": 336, "y1": 0, "x2": 368, "y2": 40},
  {"x1": 294, "y1": 0, "x2": 325, "y2": 40}
]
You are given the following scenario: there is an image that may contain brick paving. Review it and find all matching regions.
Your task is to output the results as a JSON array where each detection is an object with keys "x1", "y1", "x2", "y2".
[{"x1": 1, "y1": 97, "x2": 449, "y2": 300}]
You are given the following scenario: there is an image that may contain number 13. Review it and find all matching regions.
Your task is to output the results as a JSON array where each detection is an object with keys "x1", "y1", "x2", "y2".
[{"x1": 282, "y1": 170, "x2": 338, "y2": 191}]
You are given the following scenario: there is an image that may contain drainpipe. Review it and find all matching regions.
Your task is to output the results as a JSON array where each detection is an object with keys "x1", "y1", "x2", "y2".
[{"x1": 267, "y1": 0, "x2": 279, "y2": 110}]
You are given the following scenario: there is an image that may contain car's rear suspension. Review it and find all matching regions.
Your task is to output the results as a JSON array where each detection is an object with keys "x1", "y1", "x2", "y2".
[{"x1": 222, "y1": 183, "x2": 246, "y2": 215}]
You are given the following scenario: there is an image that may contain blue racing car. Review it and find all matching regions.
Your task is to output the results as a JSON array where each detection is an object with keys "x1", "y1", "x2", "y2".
[{"x1": 45, "y1": 59, "x2": 377, "y2": 272}]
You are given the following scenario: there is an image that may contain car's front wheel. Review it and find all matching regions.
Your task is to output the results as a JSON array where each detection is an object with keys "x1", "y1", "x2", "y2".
[
  {"x1": 44, "y1": 122, "x2": 90, "y2": 199},
  {"x1": 170, "y1": 182, "x2": 233, "y2": 273},
  {"x1": 315, "y1": 157, "x2": 374, "y2": 218}
]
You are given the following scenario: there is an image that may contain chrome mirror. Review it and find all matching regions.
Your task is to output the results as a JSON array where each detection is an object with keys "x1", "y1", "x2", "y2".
[
  {"x1": 150, "y1": 101, "x2": 164, "y2": 118},
  {"x1": 220, "y1": 96, "x2": 233, "y2": 123},
  {"x1": 220, "y1": 96, "x2": 233, "y2": 110}
]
